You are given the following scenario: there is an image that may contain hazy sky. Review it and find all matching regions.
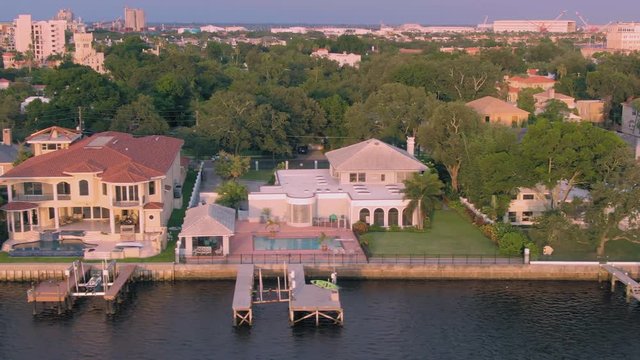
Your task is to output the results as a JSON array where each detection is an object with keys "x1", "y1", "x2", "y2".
[{"x1": 2, "y1": 0, "x2": 638, "y2": 24}]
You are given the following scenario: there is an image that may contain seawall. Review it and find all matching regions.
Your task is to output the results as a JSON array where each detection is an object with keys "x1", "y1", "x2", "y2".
[{"x1": 2, "y1": 262, "x2": 640, "y2": 282}]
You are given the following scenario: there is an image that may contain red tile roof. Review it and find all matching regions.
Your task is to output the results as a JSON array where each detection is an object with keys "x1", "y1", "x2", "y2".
[
  {"x1": 510, "y1": 75, "x2": 555, "y2": 84},
  {"x1": 143, "y1": 202, "x2": 164, "y2": 210},
  {"x1": 2, "y1": 131, "x2": 183, "y2": 183},
  {"x1": 1, "y1": 202, "x2": 38, "y2": 211}
]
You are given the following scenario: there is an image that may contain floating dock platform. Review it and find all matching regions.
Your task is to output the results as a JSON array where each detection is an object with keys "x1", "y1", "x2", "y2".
[{"x1": 287, "y1": 264, "x2": 343, "y2": 326}]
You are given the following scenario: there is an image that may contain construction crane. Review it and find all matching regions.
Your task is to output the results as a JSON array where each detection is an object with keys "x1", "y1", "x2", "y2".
[
  {"x1": 554, "y1": 10, "x2": 567, "y2": 21},
  {"x1": 528, "y1": 20, "x2": 549, "y2": 33},
  {"x1": 576, "y1": 12, "x2": 600, "y2": 33}
]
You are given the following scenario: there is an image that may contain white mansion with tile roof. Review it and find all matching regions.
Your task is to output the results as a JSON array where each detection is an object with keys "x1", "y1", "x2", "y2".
[
  {"x1": 248, "y1": 138, "x2": 427, "y2": 228},
  {"x1": 0, "y1": 127, "x2": 184, "y2": 244}
]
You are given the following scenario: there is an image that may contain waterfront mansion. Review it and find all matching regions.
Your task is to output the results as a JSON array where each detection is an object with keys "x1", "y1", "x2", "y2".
[
  {"x1": 0, "y1": 127, "x2": 184, "y2": 243},
  {"x1": 248, "y1": 138, "x2": 427, "y2": 228}
]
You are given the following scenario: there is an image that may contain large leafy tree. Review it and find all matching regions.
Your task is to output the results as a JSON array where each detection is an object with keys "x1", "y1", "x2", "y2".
[
  {"x1": 345, "y1": 83, "x2": 439, "y2": 145},
  {"x1": 111, "y1": 95, "x2": 169, "y2": 135},
  {"x1": 198, "y1": 91, "x2": 259, "y2": 154},
  {"x1": 215, "y1": 181, "x2": 248, "y2": 217},
  {"x1": 459, "y1": 126, "x2": 521, "y2": 220},
  {"x1": 214, "y1": 151, "x2": 250, "y2": 181},
  {"x1": 402, "y1": 172, "x2": 444, "y2": 229},
  {"x1": 520, "y1": 120, "x2": 630, "y2": 206},
  {"x1": 418, "y1": 102, "x2": 482, "y2": 192}
]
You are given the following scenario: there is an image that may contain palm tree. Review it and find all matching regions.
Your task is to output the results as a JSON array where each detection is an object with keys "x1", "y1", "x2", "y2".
[{"x1": 402, "y1": 172, "x2": 444, "y2": 229}]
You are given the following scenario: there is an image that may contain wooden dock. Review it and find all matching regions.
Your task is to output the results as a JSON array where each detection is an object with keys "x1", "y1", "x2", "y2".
[
  {"x1": 27, "y1": 262, "x2": 90, "y2": 314},
  {"x1": 104, "y1": 265, "x2": 137, "y2": 301},
  {"x1": 232, "y1": 264, "x2": 254, "y2": 326},
  {"x1": 601, "y1": 264, "x2": 640, "y2": 302},
  {"x1": 288, "y1": 264, "x2": 343, "y2": 326},
  {"x1": 27, "y1": 261, "x2": 138, "y2": 315}
]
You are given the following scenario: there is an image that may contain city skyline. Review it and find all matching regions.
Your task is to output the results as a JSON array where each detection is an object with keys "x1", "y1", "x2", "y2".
[{"x1": 1, "y1": 0, "x2": 638, "y2": 25}]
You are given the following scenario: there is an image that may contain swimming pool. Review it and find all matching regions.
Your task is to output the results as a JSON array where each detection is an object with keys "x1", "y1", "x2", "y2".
[
  {"x1": 253, "y1": 236, "x2": 342, "y2": 251},
  {"x1": 11, "y1": 239, "x2": 96, "y2": 257}
]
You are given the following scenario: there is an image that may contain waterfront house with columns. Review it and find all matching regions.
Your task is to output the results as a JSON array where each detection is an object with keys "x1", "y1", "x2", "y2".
[
  {"x1": 248, "y1": 138, "x2": 427, "y2": 228},
  {"x1": 0, "y1": 130, "x2": 183, "y2": 243}
]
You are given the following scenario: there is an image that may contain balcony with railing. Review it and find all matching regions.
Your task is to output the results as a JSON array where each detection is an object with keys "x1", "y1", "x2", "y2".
[
  {"x1": 112, "y1": 195, "x2": 147, "y2": 208},
  {"x1": 13, "y1": 194, "x2": 55, "y2": 202}
]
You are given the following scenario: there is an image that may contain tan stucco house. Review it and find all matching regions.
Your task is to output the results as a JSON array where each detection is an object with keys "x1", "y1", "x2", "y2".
[
  {"x1": 0, "y1": 130, "x2": 184, "y2": 246},
  {"x1": 466, "y1": 96, "x2": 530, "y2": 126},
  {"x1": 248, "y1": 138, "x2": 427, "y2": 228}
]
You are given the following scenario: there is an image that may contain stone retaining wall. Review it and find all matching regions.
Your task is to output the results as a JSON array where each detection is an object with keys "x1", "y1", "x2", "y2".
[{"x1": 3, "y1": 262, "x2": 638, "y2": 282}]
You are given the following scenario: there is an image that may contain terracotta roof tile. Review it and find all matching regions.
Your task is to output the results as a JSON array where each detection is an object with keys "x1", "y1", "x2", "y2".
[
  {"x1": 2, "y1": 131, "x2": 183, "y2": 183},
  {"x1": 143, "y1": 202, "x2": 164, "y2": 210},
  {"x1": 1, "y1": 202, "x2": 38, "y2": 211}
]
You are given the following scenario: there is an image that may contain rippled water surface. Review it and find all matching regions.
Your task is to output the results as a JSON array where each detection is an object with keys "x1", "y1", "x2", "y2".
[{"x1": 1, "y1": 280, "x2": 639, "y2": 360}]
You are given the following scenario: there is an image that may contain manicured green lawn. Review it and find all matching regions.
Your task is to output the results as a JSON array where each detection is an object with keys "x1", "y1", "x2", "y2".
[
  {"x1": 364, "y1": 210, "x2": 498, "y2": 255},
  {"x1": 0, "y1": 253, "x2": 82, "y2": 263},
  {"x1": 544, "y1": 239, "x2": 640, "y2": 261},
  {"x1": 241, "y1": 169, "x2": 274, "y2": 182}
]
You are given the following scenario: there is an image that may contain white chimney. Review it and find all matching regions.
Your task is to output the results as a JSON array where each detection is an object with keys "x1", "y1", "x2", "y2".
[
  {"x1": 407, "y1": 136, "x2": 415, "y2": 156},
  {"x1": 2, "y1": 128, "x2": 11, "y2": 146}
]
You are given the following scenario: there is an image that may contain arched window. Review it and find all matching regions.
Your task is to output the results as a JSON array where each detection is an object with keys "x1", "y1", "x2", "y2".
[
  {"x1": 374, "y1": 208, "x2": 384, "y2": 226},
  {"x1": 359, "y1": 209, "x2": 370, "y2": 224},
  {"x1": 402, "y1": 208, "x2": 413, "y2": 226},
  {"x1": 79, "y1": 180, "x2": 89, "y2": 196},
  {"x1": 388, "y1": 208, "x2": 399, "y2": 227},
  {"x1": 57, "y1": 182, "x2": 71, "y2": 195}
]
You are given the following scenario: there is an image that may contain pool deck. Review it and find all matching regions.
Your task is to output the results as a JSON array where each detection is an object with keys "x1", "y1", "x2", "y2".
[{"x1": 230, "y1": 221, "x2": 364, "y2": 257}]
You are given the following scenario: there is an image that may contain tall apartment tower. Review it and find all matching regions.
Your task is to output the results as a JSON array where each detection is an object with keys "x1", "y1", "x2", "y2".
[
  {"x1": 124, "y1": 7, "x2": 145, "y2": 32},
  {"x1": 73, "y1": 32, "x2": 105, "y2": 73},
  {"x1": 607, "y1": 23, "x2": 640, "y2": 51},
  {"x1": 14, "y1": 14, "x2": 32, "y2": 53},
  {"x1": 13, "y1": 14, "x2": 66, "y2": 61}
]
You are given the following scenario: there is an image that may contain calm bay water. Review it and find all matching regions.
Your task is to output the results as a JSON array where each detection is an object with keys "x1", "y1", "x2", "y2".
[{"x1": 0, "y1": 280, "x2": 639, "y2": 360}]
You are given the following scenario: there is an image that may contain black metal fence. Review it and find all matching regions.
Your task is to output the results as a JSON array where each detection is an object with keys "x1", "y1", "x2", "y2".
[
  {"x1": 250, "y1": 159, "x2": 330, "y2": 171},
  {"x1": 181, "y1": 253, "x2": 523, "y2": 265}
]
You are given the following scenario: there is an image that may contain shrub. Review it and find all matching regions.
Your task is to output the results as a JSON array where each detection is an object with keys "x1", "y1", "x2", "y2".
[
  {"x1": 388, "y1": 225, "x2": 402, "y2": 232},
  {"x1": 352, "y1": 221, "x2": 370, "y2": 235},
  {"x1": 480, "y1": 224, "x2": 499, "y2": 243},
  {"x1": 423, "y1": 215, "x2": 432, "y2": 229},
  {"x1": 368, "y1": 224, "x2": 386, "y2": 232},
  {"x1": 499, "y1": 232, "x2": 527, "y2": 256},
  {"x1": 494, "y1": 222, "x2": 517, "y2": 240}
]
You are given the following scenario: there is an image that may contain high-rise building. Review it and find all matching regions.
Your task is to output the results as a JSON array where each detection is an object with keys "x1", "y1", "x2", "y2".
[
  {"x1": 73, "y1": 32, "x2": 105, "y2": 73},
  {"x1": 54, "y1": 9, "x2": 74, "y2": 22},
  {"x1": 607, "y1": 23, "x2": 640, "y2": 51},
  {"x1": 13, "y1": 14, "x2": 66, "y2": 61},
  {"x1": 14, "y1": 14, "x2": 32, "y2": 53},
  {"x1": 124, "y1": 7, "x2": 145, "y2": 32}
]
